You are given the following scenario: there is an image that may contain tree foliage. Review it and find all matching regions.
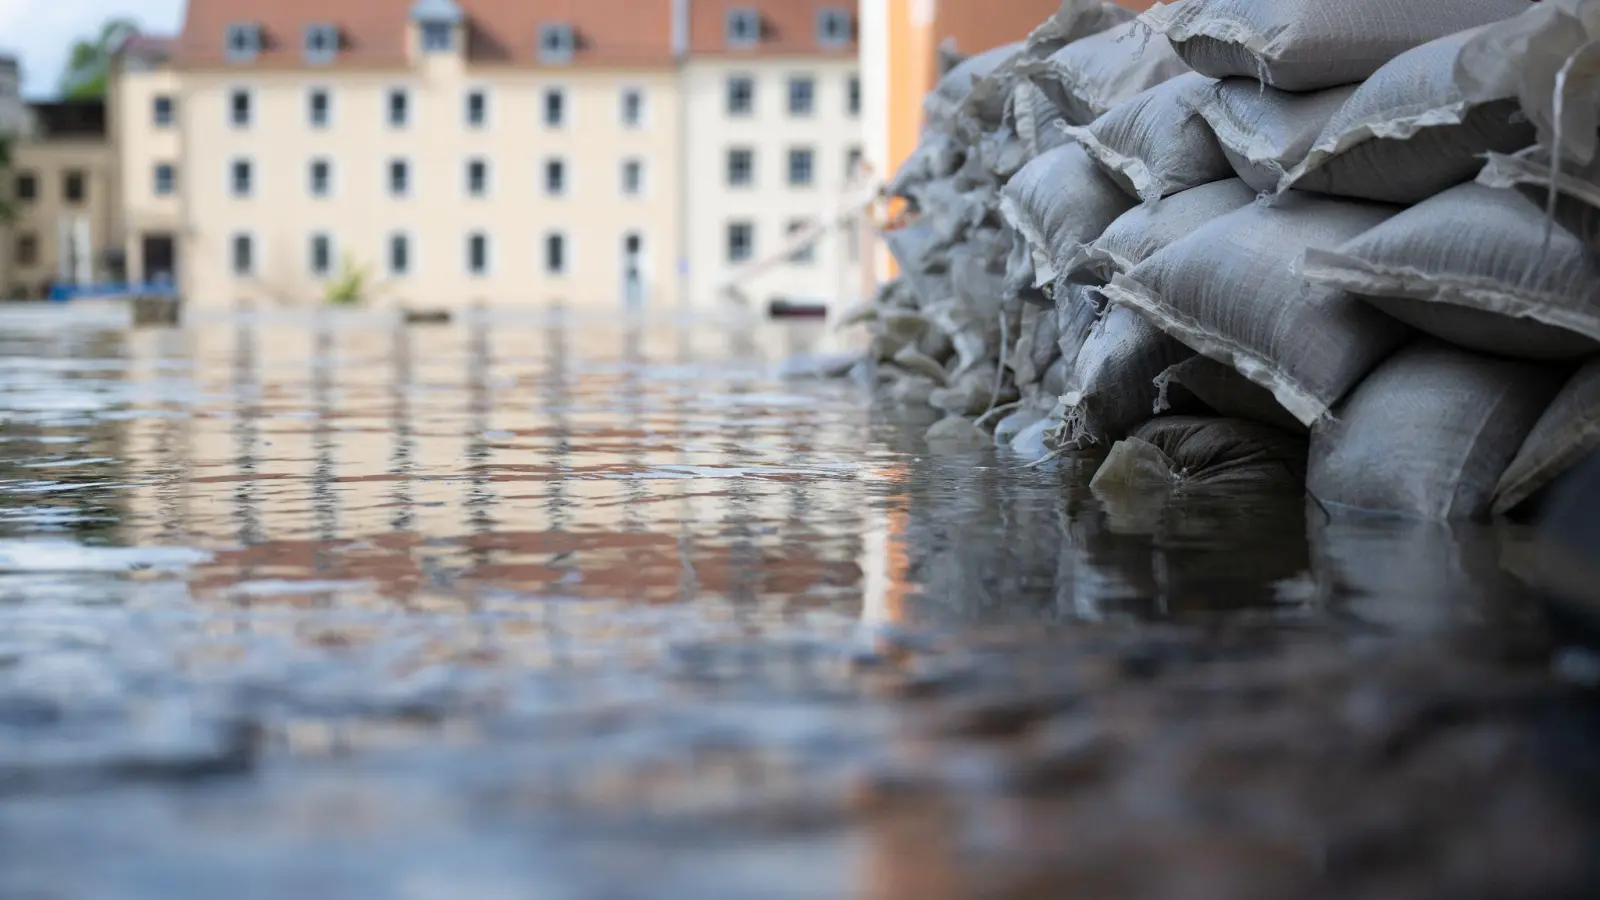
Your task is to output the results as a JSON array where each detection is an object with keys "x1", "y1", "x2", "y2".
[{"x1": 59, "y1": 18, "x2": 138, "y2": 101}]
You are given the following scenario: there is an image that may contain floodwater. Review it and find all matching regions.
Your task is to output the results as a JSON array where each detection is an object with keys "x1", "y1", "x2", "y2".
[{"x1": 0, "y1": 303, "x2": 1595, "y2": 900}]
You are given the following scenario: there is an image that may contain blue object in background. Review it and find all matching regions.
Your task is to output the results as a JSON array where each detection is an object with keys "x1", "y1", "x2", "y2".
[{"x1": 46, "y1": 282, "x2": 180, "y2": 303}]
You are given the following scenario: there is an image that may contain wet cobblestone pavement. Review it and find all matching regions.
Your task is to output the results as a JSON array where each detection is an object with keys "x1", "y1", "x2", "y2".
[{"x1": 0, "y1": 304, "x2": 1596, "y2": 899}]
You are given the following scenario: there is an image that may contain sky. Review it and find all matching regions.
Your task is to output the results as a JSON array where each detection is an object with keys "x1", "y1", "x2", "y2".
[{"x1": 0, "y1": 0, "x2": 184, "y2": 98}]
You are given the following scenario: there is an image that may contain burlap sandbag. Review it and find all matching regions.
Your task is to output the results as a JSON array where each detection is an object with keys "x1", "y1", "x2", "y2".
[
  {"x1": 1060, "y1": 72, "x2": 1233, "y2": 203},
  {"x1": 1281, "y1": 26, "x2": 1536, "y2": 204},
  {"x1": 1064, "y1": 178, "x2": 1258, "y2": 285},
  {"x1": 1101, "y1": 193, "x2": 1408, "y2": 428},
  {"x1": 1300, "y1": 182, "x2": 1600, "y2": 361},
  {"x1": 1308, "y1": 339, "x2": 1564, "y2": 520},
  {"x1": 1021, "y1": 20, "x2": 1191, "y2": 128},
  {"x1": 999, "y1": 143, "x2": 1137, "y2": 284},
  {"x1": 1189, "y1": 78, "x2": 1358, "y2": 193},
  {"x1": 1495, "y1": 359, "x2": 1600, "y2": 516},
  {"x1": 1140, "y1": 0, "x2": 1533, "y2": 92}
]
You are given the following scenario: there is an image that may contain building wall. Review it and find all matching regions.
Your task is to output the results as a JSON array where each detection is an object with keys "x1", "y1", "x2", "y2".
[
  {"x1": 682, "y1": 56, "x2": 862, "y2": 308},
  {"x1": 113, "y1": 66, "x2": 183, "y2": 283},
  {"x1": 179, "y1": 65, "x2": 681, "y2": 310},
  {"x1": 5, "y1": 139, "x2": 118, "y2": 296}
]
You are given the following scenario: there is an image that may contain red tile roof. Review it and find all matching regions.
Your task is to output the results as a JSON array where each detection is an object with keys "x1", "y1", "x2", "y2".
[
  {"x1": 688, "y1": 0, "x2": 857, "y2": 57},
  {"x1": 173, "y1": 0, "x2": 681, "y2": 70}
]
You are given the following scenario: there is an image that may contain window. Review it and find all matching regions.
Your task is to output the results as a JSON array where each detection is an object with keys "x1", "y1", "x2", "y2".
[
  {"x1": 544, "y1": 232, "x2": 567, "y2": 275},
  {"x1": 231, "y1": 233, "x2": 254, "y2": 275},
  {"x1": 465, "y1": 157, "x2": 489, "y2": 197},
  {"x1": 620, "y1": 158, "x2": 644, "y2": 196},
  {"x1": 466, "y1": 231, "x2": 489, "y2": 276},
  {"x1": 230, "y1": 159, "x2": 253, "y2": 197},
  {"x1": 15, "y1": 234, "x2": 37, "y2": 267},
  {"x1": 788, "y1": 148, "x2": 814, "y2": 187},
  {"x1": 14, "y1": 172, "x2": 36, "y2": 203},
  {"x1": 726, "y1": 8, "x2": 760, "y2": 47},
  {"x1": 308, "y1": 88, "x2": 331, "y2": 128},
  {"x1": 620, "y1": 88, "x2": 644, "y2": 128},
  {"x1": 816, "y1": 8, "x2": 852, "y2": 47},
  {"x1": 727, "y1": 221, "x2": 754, "y2": 263},
  {"x1": 727, "y1": 148, "x2": 754, "y2": 187},
  {"x1": 847, "y1": 75, "x2": 861, "y2": 116},
  {"x1": 309, "y1": 158, "x2": 332, "y2": 197},
  {"x1": 229, "y1": 89, "x2": 252, "y2": 127},
  {"x1": 543, "y1": 88, "x2": 566, "y2": 127},
  {"x1": 388, "y1": 158, "x2": 410, "y2": 196},
  {"x1": 304, "y1": 23, "x2": 339, "y2": 63},
  {"x1": 465, "y1": 89, "x2": 488, "y2": 127},
  {"x1": 63, "y1": 170, "x2": 87, "y2": 204},
  {"x1": 846, "y1": 146, "x2": 863, "y2": 182},
  {"x1": 544, "y1": 158, "x2": 566, "y2": 196},
  {"x1": 225, "y1": 23, "x2": 261, "y2": 62},
  {"x1": 421, "y1": 21, "x2": 453, "y2": 53},
  {"x1": 152, "y1": 95, "x2": 174, "y2": 127},
  {"x1": 540, "y1": 23, "x2": 575, "y2": 63},
  {"x1": 788, "y1": 76, "x2": 815, "y2": 116},
  {"x1": 309, "y1": 232, "x2": 333, "y2": 277},
  {"x1": 788, "y1": 219, "x2": 815, "y2": 264},
  {"x1": 388, "y1": 233, "x2": 410, "y2": 276},
  {"x1": 726, "y1": 76, "x2": 754, "y2": 116},
  {"x1": 387, "y1": 88, "x2": 410, "y2": 127},
  {"x1": 154, "y1": 163, "x2": 176, "y2": 196}
]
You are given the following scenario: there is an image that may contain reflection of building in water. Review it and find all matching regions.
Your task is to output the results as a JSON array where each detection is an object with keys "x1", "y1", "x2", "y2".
[{"x1": 118, "y1": 315, "x2": 873, "y2": 610}]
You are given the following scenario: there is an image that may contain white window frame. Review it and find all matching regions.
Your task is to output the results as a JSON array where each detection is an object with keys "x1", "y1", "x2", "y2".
[
  {"x1": 619, "y1": 86, "x2": 646, "y2": 129},
  {"x1": 544, "y1": 156, "x2": 568, "y2": 197},
  {"x1": 306, "y1": 85, "x2": 333, "y2": 129},
  {"x1": 308, "y1": 156, "x2": 334, "y2": 198},
  {"x1": 725, "y1": 8, "x2": 760, "y2": 48},
  {"x1": 152, "y1": 94, "x2": 174, "y2": 128},
  {"x1": 816, "y1": 8, "x2": 852, "y2": 48},
  {"x1": 787, "y1": 75, "x2": 816, "y2": 117},
  {"x1": 225, "y1": 23, "x2": 261, "y2": 63},
  {"x1": 466, "y1": 230, "x2": 492, "y2": 277},
  {"x1": 387, "y1": 156, "x2": 411, "y2": 198},
  {"x1": 153, "y1": 162, "x2": 176, "y2": 197},
  {"x1": 387, "y1": 230, "x2": 413, "y2": 277},
  {"x1": 386, "y1": 86, "x2": 412, "y2": 129},
  {"x1": 727, "y1": 221, "x2": 755, "y2": 263},
  {"x1": 464, "y1": 85, "x2": 491, "y2": 129},
  {"x1": 308, "y1": 231, "x2": 336, "y2": 278},
  {"x1": 787, "y1": 146, "x2": 815, "y2": 187},
  {"x1": 464, "y1": 156, "x2": 492, "y2": 198},
  {"x1": 541, "y1": 85, "x2": 569, "y2": 129},
  {"x1": 726, "y1": 75, "x2": 755, "y2": 117},
  {"x1": 420, "y1": 21, "x2": 454, "y2": 53},
  {"x1": 846, "y1": 74, "x2": 862, "y2": 116},
  {"x1": 620, "y1": 156, "x2": 645, "y2": 198},
  {"x1": 543, "y1": 230, "x2": 570, "y2": 276},
  {"x1": 727, "y1": 147, "x2": 754, "y2": 188},
  {"x1": 230, "y1": 230, "x2": 256, "y2": 276},
  {"x1": 304, "y1": 23, "x2": 340, "y2": 64},
  {"x1": 539, "y1": 22, "x2": 576, "y2": 64},
  {"x1": 226, "y1": 85, "x2": 254, "y2": 129},
  {"x1": 228, "y1": 155, "x2": 254, "y2": 198}
]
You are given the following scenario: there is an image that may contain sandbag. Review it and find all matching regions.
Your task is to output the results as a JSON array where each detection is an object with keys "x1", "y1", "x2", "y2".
[
  {"x1": 999, "y1": 143, "x2": 1137, "y2": 283},
  {"x1": 1477, "y1": 147, "x2": 1600, "y2": 253},
  {"x1": 1061, "y1": 72, "x2": 1232, "y2": 203},
  {"x1": 1101, "y1": 193, "x2": 1408, "y2": 428},
  {"x1": 1154, "y1": 355, "x2": 1308, "y2": 435},
  {"x1": 1308, "y1": 340, "x2": 1564, "y2": 520},
  {"x1": 1060, "y1": 304, "x2": 1193, "y2": 448},
  {"x1": 1011, "y1": 304, "x2": 1048, "y2": 386},
  {"x1": 1190, "y1": 78, "x2": 1358, "y2": 193},
  {"x1": 1092, "y1": 416, "x2": 1307, "y2": 495},
  {"x1": 887, "y1": 132, "x2": 963, "y2": 198},
  {"x1": 1056, "y1": 283, "x2": 1102, "y2": 382},
  {"x1": 1065, "y1": 179, "x2": 1258, "y2": 285},
  {"x1": 1495, "y1": 360, "x2": 1600, "y2": 516},
  {"x1": 1300, "y1": 182, "x2": 1600, "y2": 361},
  {"x1": 1280, "y1": 27, "x2": 1536, "y2": 204},
  {"x1": 1139, "y1": 0, "x2": 1534, "y2": 92},
  {"x1": 1023, "y1": 20, "x2": 1191, "y2": 128},
  {"x1": 1010, "y1": 81, "x2": 1074, "y2": 160},
  {"x1": 926, "y1": 43, "x2": 1025, "y2": 130}
]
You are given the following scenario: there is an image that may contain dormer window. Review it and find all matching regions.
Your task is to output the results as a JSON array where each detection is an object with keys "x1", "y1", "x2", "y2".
[
  {"x1": 410, "y1": 0, "x2": 464, "y2": 54},
  {"x1": 304, "y1": 23, "x2": 339, "y2": 64},
  {"x1": 421, "y1": 22, "x2": 453, "y2": 52},
  {"x1": 539, "y1": 23, "x2": 575, "y2": 64},
  {"x1": 726, "y1": 8, "x2": 760, "y2": 48},
  {"x1": 225, "y1": 23, "x2": 261, "y2": 63},
  {"x1": 817, "y1": 8, "x2": 852, "y2": 48}
]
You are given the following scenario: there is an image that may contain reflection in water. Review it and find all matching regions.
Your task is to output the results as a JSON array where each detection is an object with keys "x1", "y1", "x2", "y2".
[{"x1": 0, "y1": 306, "x2": 1590, "y2": 899}]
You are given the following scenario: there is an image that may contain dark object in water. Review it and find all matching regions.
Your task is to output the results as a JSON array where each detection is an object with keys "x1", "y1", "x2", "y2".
[
  {"x1": 131, "y1": 295, "x2": 181, "y2": 327},
  {"x1": 403, "y1": 308, "x2": 452, "y2": 325},
  {"x1": 1519, "y1": 451, "x2": 1600, "y2": 649},
  {"x1": 769, "y1": 298, "x2": 828, "y2": 319}
]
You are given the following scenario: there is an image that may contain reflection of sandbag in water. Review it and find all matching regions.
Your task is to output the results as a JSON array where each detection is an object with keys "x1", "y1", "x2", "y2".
[
  {"x1": 1308, "y1": 339, "x2": 1565, "y2": 520},
  {"x1": 1495, "y1": 359, "x2": 1600, "y2": 517},
  {"x1": 1061, "y1": 72, "x2": 1232, "y2": 204}
]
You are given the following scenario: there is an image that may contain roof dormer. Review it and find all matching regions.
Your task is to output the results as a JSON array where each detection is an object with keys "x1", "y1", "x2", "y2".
[
  {"x1": 816, "y1": 7, "x2": 853, "y2": 48},
  {"x1": 224, "y1": 22, "x2": 262, "y2": 63},
  {"x1": 539, "y1": 22, "x2": 576, "y2": 65},
  {"x1": 303, "y1": 22, "x2": 340, "y2": 65},
  {"x1": 724, "y1": 7, "x2": 761, "y2": 49},
  {"x1": 410, "y1": 0, "x2": 465, "y2": 55}
]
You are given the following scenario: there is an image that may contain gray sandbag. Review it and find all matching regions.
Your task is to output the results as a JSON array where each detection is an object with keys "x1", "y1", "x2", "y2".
[
  {"x1": 1002, "y1": 223, "x2": 1050, "y2": 304},
  {"x1": 1477, "y1": 147, "x2": 1600, "y2": 253},
  {"x1": 925, "y1": 416, "x2": 992, "y2": 452},
  {"x1": 1280, "y1": 27, "x2": 1535, "y2": 204},
  {"x1": 1189, "y1": 78, "x2": 1358, "y2": 194},
  {"x1": 1010, "y1": 81, "x2": 1074, "y2": 160},
  {"x1": 995, "y1": 404, "x2": 1048, "y2": 446},
  {"x1": 1300, "y1": 182, "x2": 1600, "y2": 361},
  {"x1": 1042, "y1": 355, "x2": 1071, "y2": 397},
  {"x1": 1154, "y1": 355, "x2": 1308, "y2": 435},
  {"x1": 1092, "y1": 416, "x2": 1307, "y2": 495},
  {"x1": 1059, "y1": 304, "x2": 1193, "y2": 448},
  {"x1": 887, "y1": 132, "x2": 963, "y2": 198},
  {"x1": 1064, "y1": 178, "x2": 1258, "y2": 285},
  {"x1": 1308, "y1": 339, "x2": 1564, "y2": 520},
  {"x1": 1061, "y1": 72, "x2": 1232, "y2": 203},
  {"x1": 1101, "y1": 193, "x2": 1408, "y2": 428},
  {"x1": 999, "y1": 143, "x2": 1137, "y2": 284},
  {"x1": 1495, "y1": 359, "x2": 1600, "y2": 516},
  {"x1": 925, "y1": 43, "x2": 1025, "y2": 130},
  {"x1": 1022, "y1": 20, "x2": 1191, "y2": 128},
  {"x1": 1139, "y1": 0, "x2": 1534, "y2": 92},
  {"x1": 1056, "y1": 281, "x2": 1104, "y2": 384},
  {"x1": 930, "y1": 363, "x2": 1009, "y2": 417},
  {"x1": 1011, "y1": 304, "x2": 1048, "y2": 387}
]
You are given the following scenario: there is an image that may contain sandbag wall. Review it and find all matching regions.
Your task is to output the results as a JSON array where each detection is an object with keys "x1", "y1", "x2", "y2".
[{"x1": 851, "y1": 0, "x2": 1600, "y2": 522}]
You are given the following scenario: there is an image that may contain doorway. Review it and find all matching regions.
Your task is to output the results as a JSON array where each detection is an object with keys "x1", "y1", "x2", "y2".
[
  {"x1": 141, "y1": 233, "x2": 177, "y2": 286},
  {"x1": 622, "y1": 231, "x2": 645, "y2": 308}
]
